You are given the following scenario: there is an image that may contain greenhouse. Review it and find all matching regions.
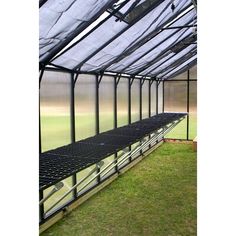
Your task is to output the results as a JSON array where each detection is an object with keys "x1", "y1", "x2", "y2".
[{"x1": 39, "y1": 0, "x2": 197, "y2": 233}]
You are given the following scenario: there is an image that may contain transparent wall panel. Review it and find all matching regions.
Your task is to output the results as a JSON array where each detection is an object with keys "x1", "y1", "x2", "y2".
[
  {"x1": 158, "y1": 81, "x2": 163, "y2": 114},
  {"x1": 43, "y1": 176, "x2": 73, "y2": 215},
  {"x1": 75, "y1": 74, "x2": 96, "y2": 141},
  {"x1": 99, "y1": 76, "x2": 114, "y2": 132},
  {"x1": 142, "y1": 80, "x2": 149, "y2": 119},
  {"x1": 131, "y1": 79, "x2": 140, "y2": 122},
  {"x1": 100, "y1": 155, "x2": 116, "y2": 180},
  {"x1": 151, "y1": 81, "x2": 157, "y2": 116},
  {"x1": 40, "y1": 70, "x2": 71, "y2": 152},
  {"x1": 117, "y1": 77, "x2": 128, "y2": 127},
  {"x1": 164, "y1": 81, "x2": 187, "y2": 139},
  {"x1": 76, "y1": 164, "x2": 97, "y2": 194},
  {"x1": 189, "y1": 81, "x2": 197, "y2": 139}
]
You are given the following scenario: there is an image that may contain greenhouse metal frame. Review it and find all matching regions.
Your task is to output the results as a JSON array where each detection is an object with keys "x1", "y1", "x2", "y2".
[{"x1": 39, "y1": 0, "x2": 197, "y2": 231}]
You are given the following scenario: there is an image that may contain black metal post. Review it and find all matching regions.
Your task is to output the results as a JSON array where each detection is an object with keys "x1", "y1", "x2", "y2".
[
  {"x1": 156, "y1": 80, "x2": 159, "y2": 115},
  {"x1": 95, "y1": 75, "x2": 100, "y2": 135},
  {"x1": 140, "y1": 79, "x2": 142, "y2": 120},
  {"x1": 162, "y1": 81, "x2": 165, "y2": 113},
  {"x1": 114, "y1": 75, "x2": 118, "y2": 172},
  {"x1": 139, "y1": 78, "x2": 143, "y2": 154},
  {"x1": 39, "y1": 190, "x2": 44, "y2": 222},
  {"x1": 95, "y1": 74, "x2": 101, "y2": 182},
  {"x1": 148, "y1": 80, "x2": 151, "y2": 118},
  {"x1": 187, "y1": 69, "x2": 190, "y2": 140},
  {"x1": 39, "y1": 95, "x2": 42, "y2": 155},
  {"x1": 39, "y1": 68, "x2": 45, "y2": 154},
  {"x1": 148, "y1": 80, "x2": 152, "y2": 148},
  {"x1": 70, "y1": 73, "x2": 77, "y2": 198},
  {"x1": 128, "y1": 77, "x2": 132, "y2": 124},
  {"x1": 128, "y1": 77, "x2": 132, "y2": 162}
]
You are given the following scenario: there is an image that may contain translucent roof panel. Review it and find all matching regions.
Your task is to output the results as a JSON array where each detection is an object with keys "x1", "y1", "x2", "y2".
[
  {"x1": 155, "y1": 48, "x2": 197, "y2": 77},
  {"x1": 80, "y1": 0, "x2": 191, "y2": 72},
  {"x1": 39, "y1": 0, "x2": 118, "y2": 63},
  {"x1": 107, "y1": 7, "x2": 196, "y2": 73},
  {"x1": 162, "y1": 55, "x2": 197, "y2": 79},
  {"x1": 143, "y1": 44, "x2": 197, "y2": 76},
  {"x1": 52, "y1": 0, "x2": 192, "y2": 71},
  {"x1": 129, "y1": 28, "x2": 195, "y2": 75},
  {"x1": 165, "y1": 59, "x2": 197, "y2": 80},
  {"x1": 40, "y1": 0, "x2": 197, "y2": 79}
]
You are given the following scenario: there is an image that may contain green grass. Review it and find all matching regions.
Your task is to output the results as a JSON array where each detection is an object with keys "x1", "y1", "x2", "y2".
[{"x1": 41, "y1": 143, "x2": 197, "y2": 236}]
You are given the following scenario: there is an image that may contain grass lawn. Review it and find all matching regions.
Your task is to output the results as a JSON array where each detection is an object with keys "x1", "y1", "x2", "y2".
[{"x1": 41, "y1": 142, "x2": 197, "y2": 236}]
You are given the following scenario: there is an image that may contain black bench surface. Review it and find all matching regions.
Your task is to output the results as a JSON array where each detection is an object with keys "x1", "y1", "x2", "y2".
[{"x1": 39, "y1": 113, "x2": 186, "y2": 190}]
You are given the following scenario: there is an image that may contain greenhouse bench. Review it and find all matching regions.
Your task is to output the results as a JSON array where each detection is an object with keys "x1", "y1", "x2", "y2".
[{"x1": 39, "y1": 112, "x2": 187, "y2": 191}]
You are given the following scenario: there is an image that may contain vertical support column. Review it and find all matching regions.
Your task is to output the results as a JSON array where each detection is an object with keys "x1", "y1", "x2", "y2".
[
  {"x1": 95, "y1": 74, "x2": 101, "y2": 183},
  {"x1": 156, "y1": 80, "x2": 159, "y2": 115},
  {"x1": 114, "y1": 75, "x2": 118, "y2": 172},
  {"x1": 148, "y1": 80, "x2": 152, "y2": 148},
  {"x1": 162, "y1": 80, "x2": 165, "y2": 113},
  {"x1": 148, "y1": 80, "x2": 151, "y2": 118},
  {"x1": 114, "y1": 76, "x2": 118, "y2": 129},
  {"x1": 39, "y1": 96, "x2": 42, "y2": 155},
  {"x1": 128, "y1": 77, "x2": 132, "y2": 162},
  {"x1": 140, "y1": 79, "x2": 142, "y2": 120},
  {"x1": 39, "y1": 68, "x2": 44, "y2": 222},
  {"x1": 139, "y1": 78, "x2": 143, "y2": 155},
  {"x1": 128, "y1": 77, "x2": 132, "y2": 124},
  {"x1": 95, "y1": 75, "x2": 100, "y2": 135},
  {"x1": 39, "y1": 190, "x2": 44, "y2": 222},
  {"x1": 70, "y1": 73, "x2": 77, "y2": 199},
  {"x1": 39, "y1": 68, "x2": 45, "y2": 154},
  {"x1": 187, "y1": 70, "x2": 190, "y2": 140}
]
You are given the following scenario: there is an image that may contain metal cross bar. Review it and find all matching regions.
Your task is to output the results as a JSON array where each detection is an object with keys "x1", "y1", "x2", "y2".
[{"x1": 163, "y1": 24, "x2": 197, "y2": 30}]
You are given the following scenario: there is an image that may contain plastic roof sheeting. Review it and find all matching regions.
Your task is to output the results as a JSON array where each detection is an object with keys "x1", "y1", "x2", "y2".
[
  {"x1": 52, "y1": 0, "x2": 192, "y2": 70},
  {"x1": 163, "y1": 55, "x2": 197, "y2": 79},
  {"x1": 40, "y1": 0, "x2": 197, "y2": 79},
  {"x1": 107, "y1": 7, "x2": 196, "y2": 73},
  {"x1": 39, "y1": 0, "x2": 118, "y2": 63}
]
